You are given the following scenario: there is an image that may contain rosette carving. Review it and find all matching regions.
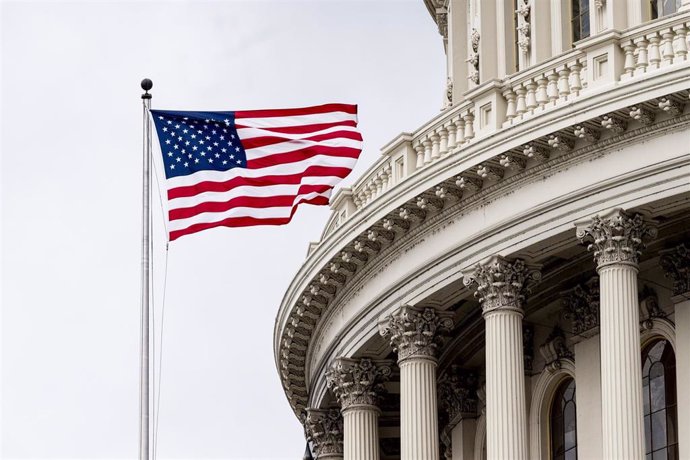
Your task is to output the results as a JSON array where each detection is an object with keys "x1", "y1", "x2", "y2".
[
  {"x1": 660, "y1": 244, "x2": 690, "y2": 297},
  {"x1": 378, "y1": 306, "x2": 454, "y2": 362},
  {"x1": 304, "y1": 408, "x2": 343, "y2": 457},
  {"x1": 463, "y1": 256, "x2": 541, "y2": 314},
  {"x1": 576, "y1": 209, "x2": 657, "y2": 268},
  {"x1": 326, "y1": 358, "x2": 392, "y2": 410}
]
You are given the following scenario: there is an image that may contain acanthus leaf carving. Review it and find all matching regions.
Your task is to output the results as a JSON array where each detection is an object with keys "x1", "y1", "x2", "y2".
[
  {"x1": 659, "y1": 243, "x2": 690, "y2": 297},
  {"x1": 326, "y1": 357, "x2": 392, "y2": 410},
  {"x1": 562, "y1": 277, "x2": 600, "y2": 336},
  {"x1": 539, "y1": 326, "x2": 574, "y2": 373},
  {"x1": 304, "y1": 408, "x2": 344, "y2": 457},
  {"x1": 378, "y1": 306, "x2": 454, "y2": 362}
]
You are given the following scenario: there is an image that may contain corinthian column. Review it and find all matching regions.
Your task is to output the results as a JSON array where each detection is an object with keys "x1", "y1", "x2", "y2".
[
  {"x1": 326, "y1": 358, "x2": 392, "y2": 460},
  {"x1": 464, "y1": 256, "x2": 541, "y2": 460},
  {"x1": 379, "y1": 306, "x2": 454, "y2": 460},
  {"x1": 305, "y1": 408, "x2": 344, "y2": 460},
  {"x1": 577, "y1": 208, "x2": 657, "y2": 460}
]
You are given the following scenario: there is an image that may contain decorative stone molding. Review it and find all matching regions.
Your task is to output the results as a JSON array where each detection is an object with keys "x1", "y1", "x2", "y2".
[
  {"x1": 523, "y1": 323, "x2": 535, "y2": 373},
  {"x1": 562, "y1": 277, "x2": 600, "y2": 336},
  {"x1": 455, "y1": 174, "x2": 483, "y2": 192},
  {"x1": 499, "y1": 154, "x2": 527, "y2": 171},
  {"x1": 547, "y1": 134, "x2": 574, "y2": 152},
  {"x1": 523, "y1": 143, "x2": 549, "y2": 161},
  {"x1": 601, "y1": 115, "x2": 627, "y2": 133},
  {"x1": 576, "y1": 208, "x2": 657, "y2": 268},
  {"x1": 438, "y1": 366, "x2": 479, "y2": 426},
  {"x1": 629, "y1": 106, "x2": 655, "y2": 125},
  {"x1": 326, "y1": 358, "x2": 392, "y2": 410},
  {"x1": 378, "y1": 306, "x2": 454, "y2": 362},
  {"x1": 658, "y1": 96, "x2": 684, "y2": 116},
  {"x1": 515, "y1": 0, "x2": 531, "y2": 53},
  {"x1": 539, "y1": 327, "x2": 574, "y2": 373},
  {"x1": 573, "y1": 125, "x2": 600, "y2": 142},
  {"x1": 476, "y1": 164, "x2": 503, "y2": 180},
  {"x1": 304, "y1": 408, "x2": 344, "y2": 457},
  {"x1": 463, "y1": 256, "x2": 542, "y2": 314},
  {"x1": 660, "y1": 243, "x2": 690, "y2": 297},
  {"x1": 468, "y1": 29, "x2": 480, "y2": 84},
  {"x1": 436, "y1": 7, "x2": 448, "y2": 41},
  {"x1": 444, "y1": 77, "x2": 453, "y2": 109}
]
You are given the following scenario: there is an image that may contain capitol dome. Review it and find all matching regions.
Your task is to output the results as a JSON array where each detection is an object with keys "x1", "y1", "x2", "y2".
[{"x1": 275, "y1": 1, "x2": 690, "y2": 459}]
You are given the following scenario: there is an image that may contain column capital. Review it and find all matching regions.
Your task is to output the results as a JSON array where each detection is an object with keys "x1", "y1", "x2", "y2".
[
  {"x1": 463, "y1": 255, "x2": 541, "y2": 314},
  {"x1": 437, "y1": 366, "x2": 478, "y2": 427},
  {"x1": 576, "y1": 208, "x2": 657, "y2": 269},
  {"x1": 378, "y1": 306, "x2": 454, "y2": 363},
  {"x1": 304, "y1": 408, "x2": 343, "y2": 458},
  {"x1": 326, "y1": 357, "x2": 392, "y2": 411},
  {"x1": 660, "y1": 243, "x2": 690, "y2": 298},
  {"x1": 561, "y1": 277, "x2": 600, "y2": 337}
]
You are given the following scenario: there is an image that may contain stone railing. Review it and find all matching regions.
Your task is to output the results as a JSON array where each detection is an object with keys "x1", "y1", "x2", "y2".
[{"x1": 318, "y1": 13, "x2": 690, "y2": 243}]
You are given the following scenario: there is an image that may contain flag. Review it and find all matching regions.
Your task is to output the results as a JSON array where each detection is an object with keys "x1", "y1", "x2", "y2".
[{"x1": 150, "y1": 104, "x2": 363, "y2": 241}]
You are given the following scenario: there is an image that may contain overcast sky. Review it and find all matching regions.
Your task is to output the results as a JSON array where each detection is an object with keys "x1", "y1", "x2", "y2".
[{"x1": 1, "y1": 1, "x2": 444, "y2": 458}]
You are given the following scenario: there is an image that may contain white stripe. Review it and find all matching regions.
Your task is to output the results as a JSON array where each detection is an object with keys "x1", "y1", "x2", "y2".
[
  {"x1": 236, "y1": 124, "x2": 360, "y2": 141},
  {"x1": 169, "y1": 176, "x2": 343, "y2": 210},
  {"x1": 166, "y1": 154, "x2": 357, "y2": 190},
  {"x1": 168, "y1": 190, "x2": 332, "y2": 232},
  {"x1": 245, "y1": 137, "x2": 363, "y2": 160},
  {"x1": 235, "y1": 111, "x2": 357, "y2": 128}
]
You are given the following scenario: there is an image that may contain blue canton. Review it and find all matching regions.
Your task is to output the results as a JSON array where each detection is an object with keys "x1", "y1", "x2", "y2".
[{"x1": 151, "y1": 110, "x2": 247, "y2": 179}]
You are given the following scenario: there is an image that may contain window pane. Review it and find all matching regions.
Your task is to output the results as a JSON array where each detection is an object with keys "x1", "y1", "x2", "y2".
[
  {"x1": 652, "y1": 409, "x2": 668, "y2": 451},
  {"x1": 666, "y1": 407, "x2": 677, "y2": 446},
  {"x1": 650, "y1": 362, "x2": 667, "y2": 412},
  {"x1": 652, "y1": 448, "x2": 667, "y2": 460},
  {"x1": 564, "y1": 401, "x2": 577, "y2": 449},
  {"x1": 645, "y1": 414, "x2": 652, "y2": 453},
  {"x1": 565, "y1": 448, "x2": 577, "y2": 460},
  {"x1": 644, "y1": 377, "x2": 651, "y2": 414},
  {"x1": 582, "y1": 12, "x2": 590, "y2": 39}
]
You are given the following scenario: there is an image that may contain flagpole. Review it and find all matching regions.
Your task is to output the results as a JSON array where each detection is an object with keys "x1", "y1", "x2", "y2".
[{"x1": 140, "y1": 78, "x2": 153, "y2": 460}]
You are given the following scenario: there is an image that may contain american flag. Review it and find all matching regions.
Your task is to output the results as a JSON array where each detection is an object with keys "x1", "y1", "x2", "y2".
[{"x1": 150, "y1": 104, "x2": 362, "y2": 241}]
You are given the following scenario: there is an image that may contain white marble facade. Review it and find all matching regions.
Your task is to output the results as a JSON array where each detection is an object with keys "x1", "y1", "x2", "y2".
[{"x1": 276, "y1": 1, "x2": 690, "y2": 459}]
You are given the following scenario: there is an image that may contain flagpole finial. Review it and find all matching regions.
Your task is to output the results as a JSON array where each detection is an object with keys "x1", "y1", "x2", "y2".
[{"x1": 141, "y1": 78, "x2": 153, "y2": 99}]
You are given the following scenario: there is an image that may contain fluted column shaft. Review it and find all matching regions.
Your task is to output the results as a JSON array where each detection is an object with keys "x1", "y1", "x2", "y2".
[
  {"x1": 343, "y1": 406, "x2": 380, "y2": 460},
  {"x1": 577, "y1": 209, "x2": 656, "y2": 460},
  {"x1": 399, "y1": 356, "x2": 439, "y2": 460},
  {"x1": 599, "y1": 264, "x2": 645, "y2": 459},
  {"x1": 484, "y1": 309, "x2": 528, "y2": 460},
  {"x1": 464, "y1": 256, "x2": 540, "y2": 460}
]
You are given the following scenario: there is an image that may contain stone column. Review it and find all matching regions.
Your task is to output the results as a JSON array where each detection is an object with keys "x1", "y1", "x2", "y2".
[
  {"x1": 379, "y1": 306, "x2": 454, "y2": 460},
  {"x1": 327, "y1": 358, "x2": 392, "y2": 460},
  {"x1": 577, "y1": 208, "x2": 657, "y2": 460},
  {"x1": 660, "y1": 243, "x2": 690, "y2": 460},
  {"x1": 305, "y1": 408, "x2": 344, "y2": 460},
  {"x1": 464, "y1": 256, "x2": 540, "y2": 460}
]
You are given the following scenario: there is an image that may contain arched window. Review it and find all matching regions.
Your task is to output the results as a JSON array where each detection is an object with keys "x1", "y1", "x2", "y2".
[
  {"x1": 571, "y1": 0, "x2": 590, "y2": 43},
  {"x1": 642, "y1": 339, "x2": 678, "y2": 459},
  {"x1": 651, "y1": 0, "x2": 681, "y2": 19},
  {"x1": 550, "y1": 378, "x2": 577, "y2": 460}
]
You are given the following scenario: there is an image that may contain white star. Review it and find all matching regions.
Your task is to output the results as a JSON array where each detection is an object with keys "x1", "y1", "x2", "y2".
[
  {"x1": 185, "y1": 141, "x2": 190, "y2": 146},
  {"x1": 197, "y1": 130, "x2": 202, "y2": 134},
  {"x1": 177, "y1": 136, "x2": 182, "y2": 142},
  {"x1": 208, "y1": 158, "x2": 214, "y2": 163},
  {"x1": 214, "y1": 153, "x2": 220, "y2": 158},
  {"x1": 188, "y1": 154, "x2": 192, "y2": 159},
  {"x1": 173, "y1": 145, "x2": 179, "y2": 150},
  {"x1": 165, "y1": 139, "x2": 171, "y2": 144},
  {"x1": 175, "y1": 124, "x2": 180, "y2": 129},
  {"x1": 194, "y1": 158, "x2": 199, "y2": 164},
  {"x1": 213, "y1": 142, "x2": 219, "y2": 147},
  {"x1": 200, "y1": 152, "x2": 206, "y2": 156},
  {"x1": 183, "y1": 129, "x2": 188, "y2": 134},
  {"x1": 167, "y1": 152, "x2": 173, "y2": 157},
  {"x1": 207, "y1": 146, "x2": 212, "y2": 151},
  {"x1": 199, "y1": 140, "x2": 204, "y2": 145},
  {"x1": 191, "y1": 134, "x2": 196, "y2": 139},
  {"x1": 176, "y1": 157, "x2": 181, "y2": 162},
  {"x1": 212, "y1": 130, "x2": 217, "y2": 135},
  {"x1": 220, "y1": 135, "x2": 225, "y2": 140},
  {"x1": 158, "y1": 116, "x2": 164, "y2": 120},
  {"x1": 170, "y1": 164, "x2": 175, "y2": 169},
  {"x1": 221, "y1": 148, "x2": 227, "y2": 153},
  {"x1": 192, "y1": 146, "x2": 198, "y2": 151},
  {"x1": 205, "y1": 136, "x2": 211, "y2": 141},
  {"x1": 236, "y1": 160, "x2": 241, "y2": 164},
  {"x1": 224, "y1": 118, "x2": 230, "y2": 124},
  {"x1": 167, "y1": 120, "x2": 172, "y2": 125},
  {"x1": 235, "y1": 147, "x2": 240, "y2": 152},
  {"x1": 222, "y1": 160, "x2": 228, "y2": 165},
  {"x1": 184, "y1": 162, "x2": 189, "y2": 167},
  {"x1": 162, "y1": 127, "x2": 168, "y2": 132},
  {"x1": 230, "y1": 154, "x2": 234, "y2": 159},
  {"x1": 231, "y1": 134, "x2": 236, "y2": 139}
]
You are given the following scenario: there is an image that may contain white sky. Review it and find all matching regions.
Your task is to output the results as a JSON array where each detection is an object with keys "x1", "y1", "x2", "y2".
[{"x1": 1, "y1": 1, "x2": 444, "y2": 458}]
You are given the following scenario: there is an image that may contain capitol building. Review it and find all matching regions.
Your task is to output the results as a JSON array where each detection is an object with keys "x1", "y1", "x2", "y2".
[{"x1": 274, "y1": 0, "x2": 690, "y2": 459}]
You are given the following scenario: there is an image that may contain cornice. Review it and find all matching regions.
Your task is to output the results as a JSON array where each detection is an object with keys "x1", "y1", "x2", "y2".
[{"x1": 275, "y1": 81, "x2": 690, "y2": 417}]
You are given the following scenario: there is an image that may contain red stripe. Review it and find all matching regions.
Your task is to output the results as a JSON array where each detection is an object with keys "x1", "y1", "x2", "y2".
[
  {"x1": 241, "y1": 130, "x2": 363, "y2": 150},
  {"x1": 169, "y1": 195, "x2": 330, "y2": 241},
  {"x1": 168, "y1": 165, "x2": 353, "y2": 200},
  {"x1": 234, "y1": 103, "x2": 357, "y2": 119},
  {"x1": 236, "y1": 120, "x2": 357, "y2": 134},
  {"x1": 246, "y1": 146, "x2": 360, "y2": 169},
  {"x1": 169, "y1": 184, "x2": 333, "y2": 221}
]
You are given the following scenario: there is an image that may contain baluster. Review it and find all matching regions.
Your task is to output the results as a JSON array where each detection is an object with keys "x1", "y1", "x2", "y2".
[
  {"x1": 463, "y1": 112, "x2": 475, "y2": 140},
  {"x1": 557, "y1": 65, "x2": 571, "y2": 99},
  {"x1": 368, "y1": 182, "x2": 377, "y2": 202},
  {"x1": 374, "y1": 172, "x2": 383, "y2": 195},
  {"x1": 384, "y1": 164, "x2": 392, "y2": 189},
  {"x1": 515, "y1": 86, "x2": 527, "y2": 115},
  {"x1": 547, "y1": 70, "x2": 559, "y2": 104},
  {"x1": 633, "y1": 37, "x2": 649, "y2": 75},
  {"x1": 621, "y1": 40, "x2": 636, "y2": 78},
  {"x1": 661, "y1": 29, "x2": 674, "y2": 65},
  {"x1": 446, "y1": 122, "x2": 457, "y2": 151},
  {"x1": 569, "y1": 61, "x2": 582, "y2": 95},
  {"x1": 438, "y1": 127, "x2": 449, "y2": 156},
  {"x1": 414, "y1": 143, "x2": 424, "y2": 169},
  {"x1": 673, "y1": 24, "x2": 688, "y2": 62},
  {"x1": 647, "y1": 32, "x2": 661, "y2": 70},
  {"x1": 536, "y1": 77, "x2": 549, "y2": 108},
  {"x1": 454, "y1": 117, "x2": 466, "y2": 145},
  {"x1": 430, "y1": 133, "x2": 440, "y2": 161},
  {"x1": 503, "y1": 87, "x2": 517, "y2": 120},
  {"x1": 423, "y1": 138, "x2": 432, "y2": 165},
  {"x1": 525, "y1": 80, "x2": 538, "y2": 113}
]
